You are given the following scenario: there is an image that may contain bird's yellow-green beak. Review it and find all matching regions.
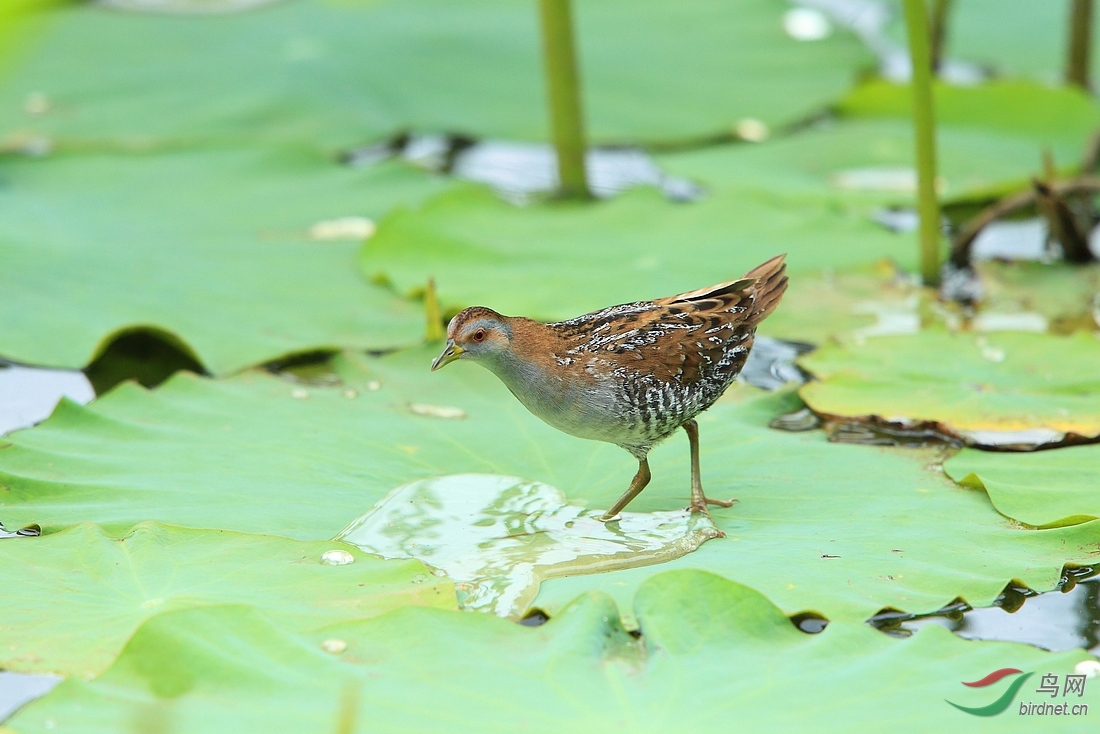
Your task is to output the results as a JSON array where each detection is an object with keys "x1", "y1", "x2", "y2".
[{"x1": 431, "y1": 340, "x2": 464, "y2": 371}]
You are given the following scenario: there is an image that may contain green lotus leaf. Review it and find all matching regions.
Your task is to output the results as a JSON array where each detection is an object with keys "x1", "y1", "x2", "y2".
[
  {"x1": 838, "y1": 80, "x2": 1100, "y2": 147},
  {"x1": 2, "y1": 346, "x2": 1096, "y2": 625},
  {"x1": 0, "y1": 522, "x2": 454, "y2": 677},
  {"x1": 0, "y1": 146, "x2": 446, "y2": 373},
  {"x1": 9, "y1": 572, "x2": 1097, "y2": 733},
  {"x1": 798, "y1": 329, "x2": 1100, "y2": 443},
  {"x1": 361, "y1": 183, "x2": 906, "y2": 326},
  {"x1": 0, "y1": 0, "x2": 869, "y2": 150},
  {"x1": 361, "y1": 117, "x2": 1089, "y2": 328},
  {"x1": 945, "y1": 445, "x2": 1100, "y2": 529},
  {"x1": 655, "y1": 117, "x2": 1088, "y2": 205}
]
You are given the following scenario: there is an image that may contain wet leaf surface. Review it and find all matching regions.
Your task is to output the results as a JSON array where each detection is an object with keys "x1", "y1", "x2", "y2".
[
  {"x1": 0, "y1": 522, "x2": 454, "y2": 677},
  {"x1": 945, "y1": 445, "x2": 1100, "y2": 528},
  {"x1": 8, "y1": 572, "x2": 1097, "y2": 733},
  {"x1": 799, "y1": 329, "x2": 1100, "y2": 443},
  {"x1": 337, "y1": 474, "x2": 721, "y2": 618},
  {"x1": 0, "y1": 147, "x2": 444, "y2": 373}
]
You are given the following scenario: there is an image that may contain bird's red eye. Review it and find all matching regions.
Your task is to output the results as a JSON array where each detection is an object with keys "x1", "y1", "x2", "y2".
[{"x1": 472, "y1": 329, "x2": 486, "y2": 342}]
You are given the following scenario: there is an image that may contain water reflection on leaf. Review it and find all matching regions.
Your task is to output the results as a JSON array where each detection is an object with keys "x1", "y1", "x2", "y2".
[{"x1": 338, "y1": 474, "x2": 720, "y2": 619}]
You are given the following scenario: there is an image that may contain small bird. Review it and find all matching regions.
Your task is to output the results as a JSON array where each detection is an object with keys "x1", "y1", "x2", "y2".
[{"x1": 431, "y1": 254, "x2": 788, "y2": 521}]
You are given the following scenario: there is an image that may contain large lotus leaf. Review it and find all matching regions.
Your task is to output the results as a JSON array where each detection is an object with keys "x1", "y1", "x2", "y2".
[
  {"x1": 0, "y1": 0, "x2": 869, "y2": 150},
  {"x1": 655, "y1": 117, "x2": 1087, "y2": 205},
  {"x1": 945, "y1": 445, "x2": 1100, "y2": 529},
  {"x1": 0, "y1": 147, "x2": 447, "y2": 373},
  {"x1": 0, "y1": 350, "x2": 629, "y2": 540},
  {"x1": 9, "y1": 572, "x2": 1098, "y2": 733},
  {"x1": 0, "y1": 522, "x2": 454, "y2": 677},
  {"x1": 838, "y1": 80, "x2": 1100, "y2": 149},
  {"x1": 0, "y1": 346, "x2": 662, "y2": 540},
  {"x1": 361, "y1": 185, "x2": 907, "y2": 327},
  {"x1": 2, "y1": 346, "x2": 1097, "y2": 624},
  {"x1": 798, "y1": 329, "x2": 1100, "y2": 441}
]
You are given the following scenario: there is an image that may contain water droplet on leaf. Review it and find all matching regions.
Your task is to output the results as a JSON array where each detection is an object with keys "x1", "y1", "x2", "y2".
[
  {"x1": 782, "y1": 8, "x2": 831, "y2": 41},
  {"x1": 320, "y1": 549, "x2": 354, "y2": 566},
  {"x1": 321, "y1": 638, "x2": 347, "y2": 654},
  {"x1": 308, "y1": 216, "x2": 376, "y2": 241},
  {"x1": 408, "y1": 403, "x2": 466, "y2": 420}
]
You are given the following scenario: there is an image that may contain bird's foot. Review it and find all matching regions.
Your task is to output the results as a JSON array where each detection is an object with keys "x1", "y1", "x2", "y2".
[
  {"x1": 688, "y1": 496, "x2": 736, "y2": 512},
  {"x1": 687, "y1": 500, "x2": 712, "y2": 515},
  {"x1": 687, "y1": 501, "x2": 727, "y2": 537}
]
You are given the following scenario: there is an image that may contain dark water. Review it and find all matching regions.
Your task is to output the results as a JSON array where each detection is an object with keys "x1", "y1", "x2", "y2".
[{"x1": 869, "y1": 567, "x2": 1100, "y2": 655}]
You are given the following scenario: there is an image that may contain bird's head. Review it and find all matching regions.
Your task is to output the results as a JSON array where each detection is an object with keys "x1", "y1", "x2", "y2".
[{"x1": 430, "y1": 307, "x2": 512, "y2": 371}]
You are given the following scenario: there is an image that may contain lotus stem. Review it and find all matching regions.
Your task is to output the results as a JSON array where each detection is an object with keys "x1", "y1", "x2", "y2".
[
  {"x1": 929, "y1": 0, "x2": 953, "y2": 73},
  {"x1": 1068, "y1": 0, "x2": 1093, "y2": 90},
  {"x1": 903, "y1": 0, "x2": 942, "y2": 286},
  {"x1": 538, "y1": 0, "x2": 591, "y2": 199}
]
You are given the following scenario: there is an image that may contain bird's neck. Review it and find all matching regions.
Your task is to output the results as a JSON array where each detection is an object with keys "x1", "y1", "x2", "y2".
[{"x1": 478, "y1": 318, "x2": 566, "y2": 402}]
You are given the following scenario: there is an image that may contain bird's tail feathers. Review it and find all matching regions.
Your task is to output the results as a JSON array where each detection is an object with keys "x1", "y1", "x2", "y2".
[{"x1": 743, "y1": 254, "x2": 787, "y2": 328}]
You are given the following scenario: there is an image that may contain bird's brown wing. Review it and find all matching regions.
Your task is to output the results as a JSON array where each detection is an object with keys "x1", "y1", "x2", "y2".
[
  {"x1": 664, "y1": 253, "x2": 788, "y2": 329},
  {"x1": 550, "y1": 255, "x2": 787, "y2": 384}
]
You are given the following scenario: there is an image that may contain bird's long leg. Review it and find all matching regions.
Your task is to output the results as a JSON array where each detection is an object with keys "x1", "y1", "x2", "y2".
[
  {"x1": 684, "y1": 419, "x2": 736, "y2": 513},
  {"x1": 600, "y1": 459, "x2": 651, "y2": 521}
]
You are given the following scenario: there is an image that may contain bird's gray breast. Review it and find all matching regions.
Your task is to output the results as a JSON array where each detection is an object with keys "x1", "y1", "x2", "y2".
[{"x1": 484, "y1": 354, "x2": 638, "y2": 444}]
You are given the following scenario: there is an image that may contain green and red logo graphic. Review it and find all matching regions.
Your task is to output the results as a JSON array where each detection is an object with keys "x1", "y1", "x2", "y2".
[{"x1": 946, "y1": 668, "x2": 1033, "y2": 716}]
